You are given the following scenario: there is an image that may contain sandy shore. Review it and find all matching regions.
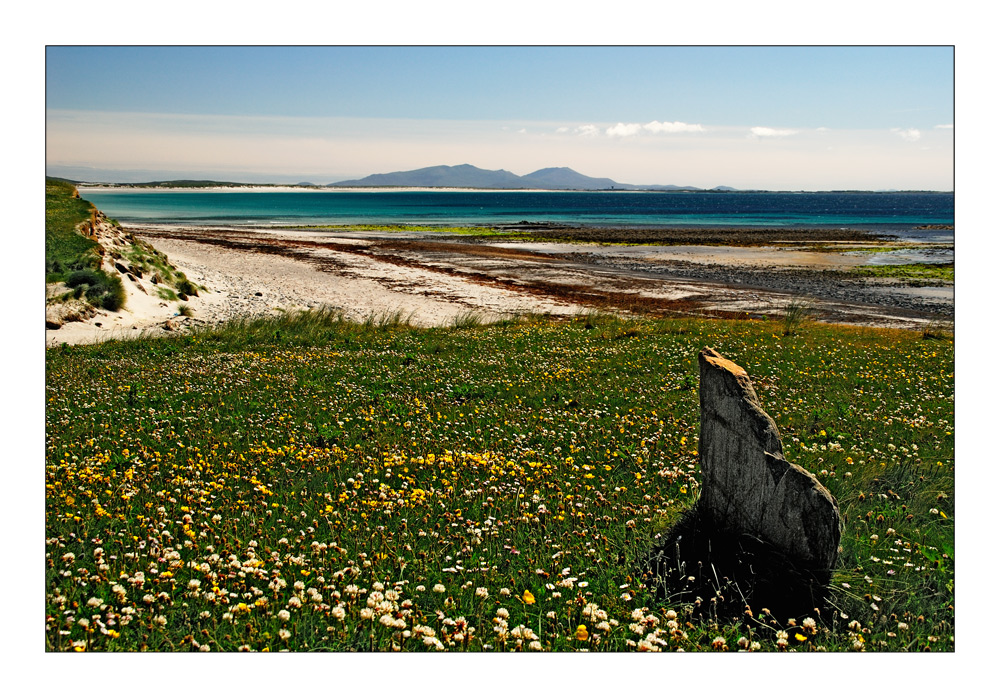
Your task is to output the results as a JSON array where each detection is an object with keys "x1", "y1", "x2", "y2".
[{"x1": 45, "y1": 224, "x2": 954, "y2": 347}]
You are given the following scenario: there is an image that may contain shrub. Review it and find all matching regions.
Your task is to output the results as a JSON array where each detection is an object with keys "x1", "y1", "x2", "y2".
[
  {"x1": 65, "y1": 269, "x2": 126, "y2": 312},
  {"x1": 176, "y1": 278, "x2": 199, "y2": 297},
  {"x1": 98, "y1": 277, "x2": 127, "y2": 311},
  {"x1": 65, "y1": 269, "x2": 102, "y2": 288}
]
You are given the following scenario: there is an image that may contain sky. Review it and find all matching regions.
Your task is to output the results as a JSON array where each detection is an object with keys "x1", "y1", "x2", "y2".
[{"x1": 45, "y1": 46, "x2": 954, "y2": 190}]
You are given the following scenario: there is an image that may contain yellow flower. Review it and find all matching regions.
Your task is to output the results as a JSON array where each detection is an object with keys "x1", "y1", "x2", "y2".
[
  {"x1": 795, "y1": 633, "x2": 808, "y2": 642},
  {"x1": 522, "y1": 590, "x2": 535, "y2": 605},
  {"x1": 575, "y1": 625, "x2": 589, "y2": 641}
]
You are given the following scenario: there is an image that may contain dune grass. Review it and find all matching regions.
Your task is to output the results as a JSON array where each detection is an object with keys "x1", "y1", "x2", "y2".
[
  {"x1": 45, "y1": 178, "x2": 100, "y2": 282},
  {"x1": 45, "y1": 310, "x2": 953, "y2": 652}
]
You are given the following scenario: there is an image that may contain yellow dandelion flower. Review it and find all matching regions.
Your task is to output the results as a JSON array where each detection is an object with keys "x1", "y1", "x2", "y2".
[
  {"x1": 795, "y1": 633, "x2": 808, "y2": 642},
  {"x1": 575, "y1": 625, "x2": 589, "y2": 641},
  {"x1": 522, "y1": 590, "x2": 535, "y2": 605}
]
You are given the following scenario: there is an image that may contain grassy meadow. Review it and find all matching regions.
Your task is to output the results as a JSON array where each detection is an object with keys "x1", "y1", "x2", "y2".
[{"x1": 45, "y1": 310, "x2": 954, "y2": 652}]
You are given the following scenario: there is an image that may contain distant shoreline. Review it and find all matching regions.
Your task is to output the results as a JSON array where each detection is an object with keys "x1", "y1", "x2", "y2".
[{"x1": 75, "y1": 185, "x2": 955, "y2": 195}]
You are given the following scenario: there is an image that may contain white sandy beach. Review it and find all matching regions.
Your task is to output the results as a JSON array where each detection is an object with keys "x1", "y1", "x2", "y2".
[{"x1": 44, "y1": 225, "x2": 585, "y2": 347}]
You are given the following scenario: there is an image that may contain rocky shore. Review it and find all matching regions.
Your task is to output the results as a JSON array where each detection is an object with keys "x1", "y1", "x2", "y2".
[{"x1": 561, "y1": 252, "x2": 953, "y2": 318}]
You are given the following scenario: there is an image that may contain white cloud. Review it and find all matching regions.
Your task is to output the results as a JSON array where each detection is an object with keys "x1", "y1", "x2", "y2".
[
  {"x1": 892, "y1": 127, "x2": 921, "y2": 142},
  {"x1": 642, "y1": 120, "x2": 705, "y2": 134},
  {"x1": 750, "y1": 126, "x2": 799, "y2": 138},
  {"x1": 935, "y1": 124, "x2": 954, "y2": 129},
  {"x1": 605, "y1": 120, "x2": 705, "y2": 137},
  {"x1": 555, "y1": 126, "x2": 569, "y2": 133},
  {"x1": 606, "y1": 122, "x2": 643, "y2": 137},
  {"x1": 576, "y1": 124, "x2": 600, "y2": 137}
]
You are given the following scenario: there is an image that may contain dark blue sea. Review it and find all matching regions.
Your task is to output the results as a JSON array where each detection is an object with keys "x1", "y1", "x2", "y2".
[{"x1": 80, "y1": 189, "x2": 955, "y2": 238}]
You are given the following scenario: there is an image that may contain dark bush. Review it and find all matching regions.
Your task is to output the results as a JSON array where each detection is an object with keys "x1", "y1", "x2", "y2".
[
  {"x1": 64, "y1": 269, "x2": 127, "y2": 311},
  {"x1": 176, "y1": 278, "x2": 199, "y2": 297},
  {"x1": 66, "y1": 269, "x2": 102, "y2": 288},
  {"x1": 99, "y1": 278, "x2": 127, "y2": 311}
]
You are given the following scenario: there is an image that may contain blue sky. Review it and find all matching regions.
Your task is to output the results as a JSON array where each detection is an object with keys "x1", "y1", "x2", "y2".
[{"x1": 46, "y1": 46, "x2": 954, "y2": 189}]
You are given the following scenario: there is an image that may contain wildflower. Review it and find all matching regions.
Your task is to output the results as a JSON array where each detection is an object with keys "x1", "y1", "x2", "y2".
[
  {"x1": 711, "y1": 636, "x2": 727, "y2": 650},
  {"x1": 433, "y1": 584, "x2": 446, "y2": 593},
  {"x1": 522, "y1": 590, "x2": 535, "y2": 604},
  {"x1": 575, "y1": 625, "x2": 589, "y2": 641},
  {"x1": 475, "y1": 587, "x2": 489, "y2": 599},
  {"x1": 278, "y1": 629, "x2": 291, "y2": 641},
  {"x1": 277, "y1": 609, "x2": 290, "y2": 622}
]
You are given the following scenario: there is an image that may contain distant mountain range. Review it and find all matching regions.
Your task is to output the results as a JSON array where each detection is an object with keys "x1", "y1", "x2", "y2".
[{"x1": 329, "y1": 164, "x2": 734, "y2": 191}]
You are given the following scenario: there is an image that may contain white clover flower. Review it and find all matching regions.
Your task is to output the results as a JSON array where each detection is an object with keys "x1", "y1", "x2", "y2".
[{"x1": 277, "y1": 609, "x2": 291, "y2": 622}]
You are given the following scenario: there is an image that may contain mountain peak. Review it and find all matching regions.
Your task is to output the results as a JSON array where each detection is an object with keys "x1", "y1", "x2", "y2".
[{"x1": 330, "y1": 164, "x2": 720, "y2": 191}]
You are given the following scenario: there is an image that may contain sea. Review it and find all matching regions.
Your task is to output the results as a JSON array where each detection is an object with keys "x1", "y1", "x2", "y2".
[{"x1": 79, "y1": 189, "x2": 955, "y2": 243}]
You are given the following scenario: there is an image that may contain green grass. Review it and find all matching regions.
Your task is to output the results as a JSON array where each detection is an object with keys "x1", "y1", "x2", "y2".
[
  {"x1": 838, "y1": 263, "x2": 954, "y2": 283},
  {"x1": 44, "y1": 311, "x2": 953, "y2": 652},
  {"x1": 45, "y1": 178, "x2": 100, "y2": 282}
]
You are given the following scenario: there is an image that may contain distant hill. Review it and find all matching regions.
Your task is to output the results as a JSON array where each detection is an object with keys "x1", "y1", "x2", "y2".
[
  {"x1": 330, "y1": 164, "x2": 714, "y2": 191},
  {"x1": 519, "y1": 167, "x2": 621, "y2": 190},
  {"x1": 332, "y1": 164, "x2": 525, "y2": 189}
]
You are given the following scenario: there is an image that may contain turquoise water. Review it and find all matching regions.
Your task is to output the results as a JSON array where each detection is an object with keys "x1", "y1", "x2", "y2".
[{"x1": 80, "y1": 189, "x2": 955, "y2": 232}]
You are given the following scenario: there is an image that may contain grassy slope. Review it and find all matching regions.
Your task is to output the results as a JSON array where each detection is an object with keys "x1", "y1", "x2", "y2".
[
  {"x1": 44, "y1": 311, "x2": 954, "y2": 652},
  {"x1": 45, "y1": 178, "x2": 99, "y2": 282}
]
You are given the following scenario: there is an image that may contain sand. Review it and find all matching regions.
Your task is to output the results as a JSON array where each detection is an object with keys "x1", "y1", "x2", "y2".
[
  {"x1": 45, "y1": 224, "x2": 953, "y2": 347},
  {"x1": 44, "y1": 226, "x2": 585, "y2": 347}
]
